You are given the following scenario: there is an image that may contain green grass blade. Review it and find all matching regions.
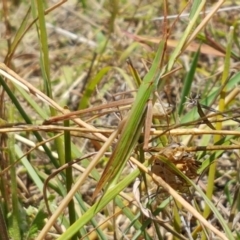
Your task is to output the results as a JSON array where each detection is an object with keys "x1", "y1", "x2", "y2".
[
  {"x1": 178, "y1": 48, "x2": 200, "y2": 115},
  {"x1": 0, "y1": 75, "x2": 58, "y2": 167},
  {"x1": 14, "y1": 84, "x2": 49, "y2": 119},
  {"x1": 79, "y1": 66, "x2": 112, "y2": 109},
  {"x1": 202, "y1": 26, "x2": 235, "y2": 233},
  {"x1": 5, "y1": 7, "x2": 31, "y2": 64},
  {"x1": 167, "y1": 0, "x2": 206, "y2": 71},
  {"x1": 64, "y1": 119, "x2": 78, "y2": 240},
  {"x1": 180, "y1": 70, "x2": 240, "y2": 124},
  {"x1": 32, "y1": 0, "x2": 65, "y2": 167},
  {"x1": 8, "y1": 107, "x2": 21, "y2": 240},
  {"x1": 34, "y1": 0, "x2": 51, "y2": 96},
  {"x1": 73, "y1": 193, "x2": 107, "y2": 239},
  {"x1": 189, "y1": 0, "x2": 202, "y2": 19},
  {"x1": 15, "y1": 145, "x2": 44, "y2": 191},
  {"x1": 26, "y1": 208, "x2": 47, "y2": 239},
  {"x1": 114, "y1": 196, "x2": 150, "y2": 237},
  {"x1": 57, "y1": 167, "x2": 141, "y2": 240}
]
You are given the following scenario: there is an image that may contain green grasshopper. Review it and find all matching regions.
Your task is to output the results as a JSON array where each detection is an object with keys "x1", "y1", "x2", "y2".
[
  {"x1": 93, "y1": 0, "x2": 221, "y2": 198},
  {"x1": 93, "y1": 39, "x2": 167, "y2": 198}
]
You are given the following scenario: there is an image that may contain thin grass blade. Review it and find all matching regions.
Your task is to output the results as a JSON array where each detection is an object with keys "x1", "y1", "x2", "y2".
[{"x1": 178, "y1": 48, "x2": 200, "y2": 115}]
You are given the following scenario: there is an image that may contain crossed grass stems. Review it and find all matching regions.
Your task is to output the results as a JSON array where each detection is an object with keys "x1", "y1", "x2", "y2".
[
  {"x1": 1, "y1": 0, "x2": 238, "y2": 238},
  {"x1": 0, "y1": 62, "x2": 238, "y2": 201},
  {"x1": 43, "y1": 89, "x2": 240, "y2": 200},
  {"x1": 34, "y1": 87, "x2": 240, "y2": 240},
  {"x1": 0, "y1": 61, "x2": 239, "y2": 239}
]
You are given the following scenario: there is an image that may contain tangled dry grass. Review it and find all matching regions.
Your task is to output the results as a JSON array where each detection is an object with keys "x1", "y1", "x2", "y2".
[{"x1": 0, "y1": 0, "x2": 240, "y2": 239}]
